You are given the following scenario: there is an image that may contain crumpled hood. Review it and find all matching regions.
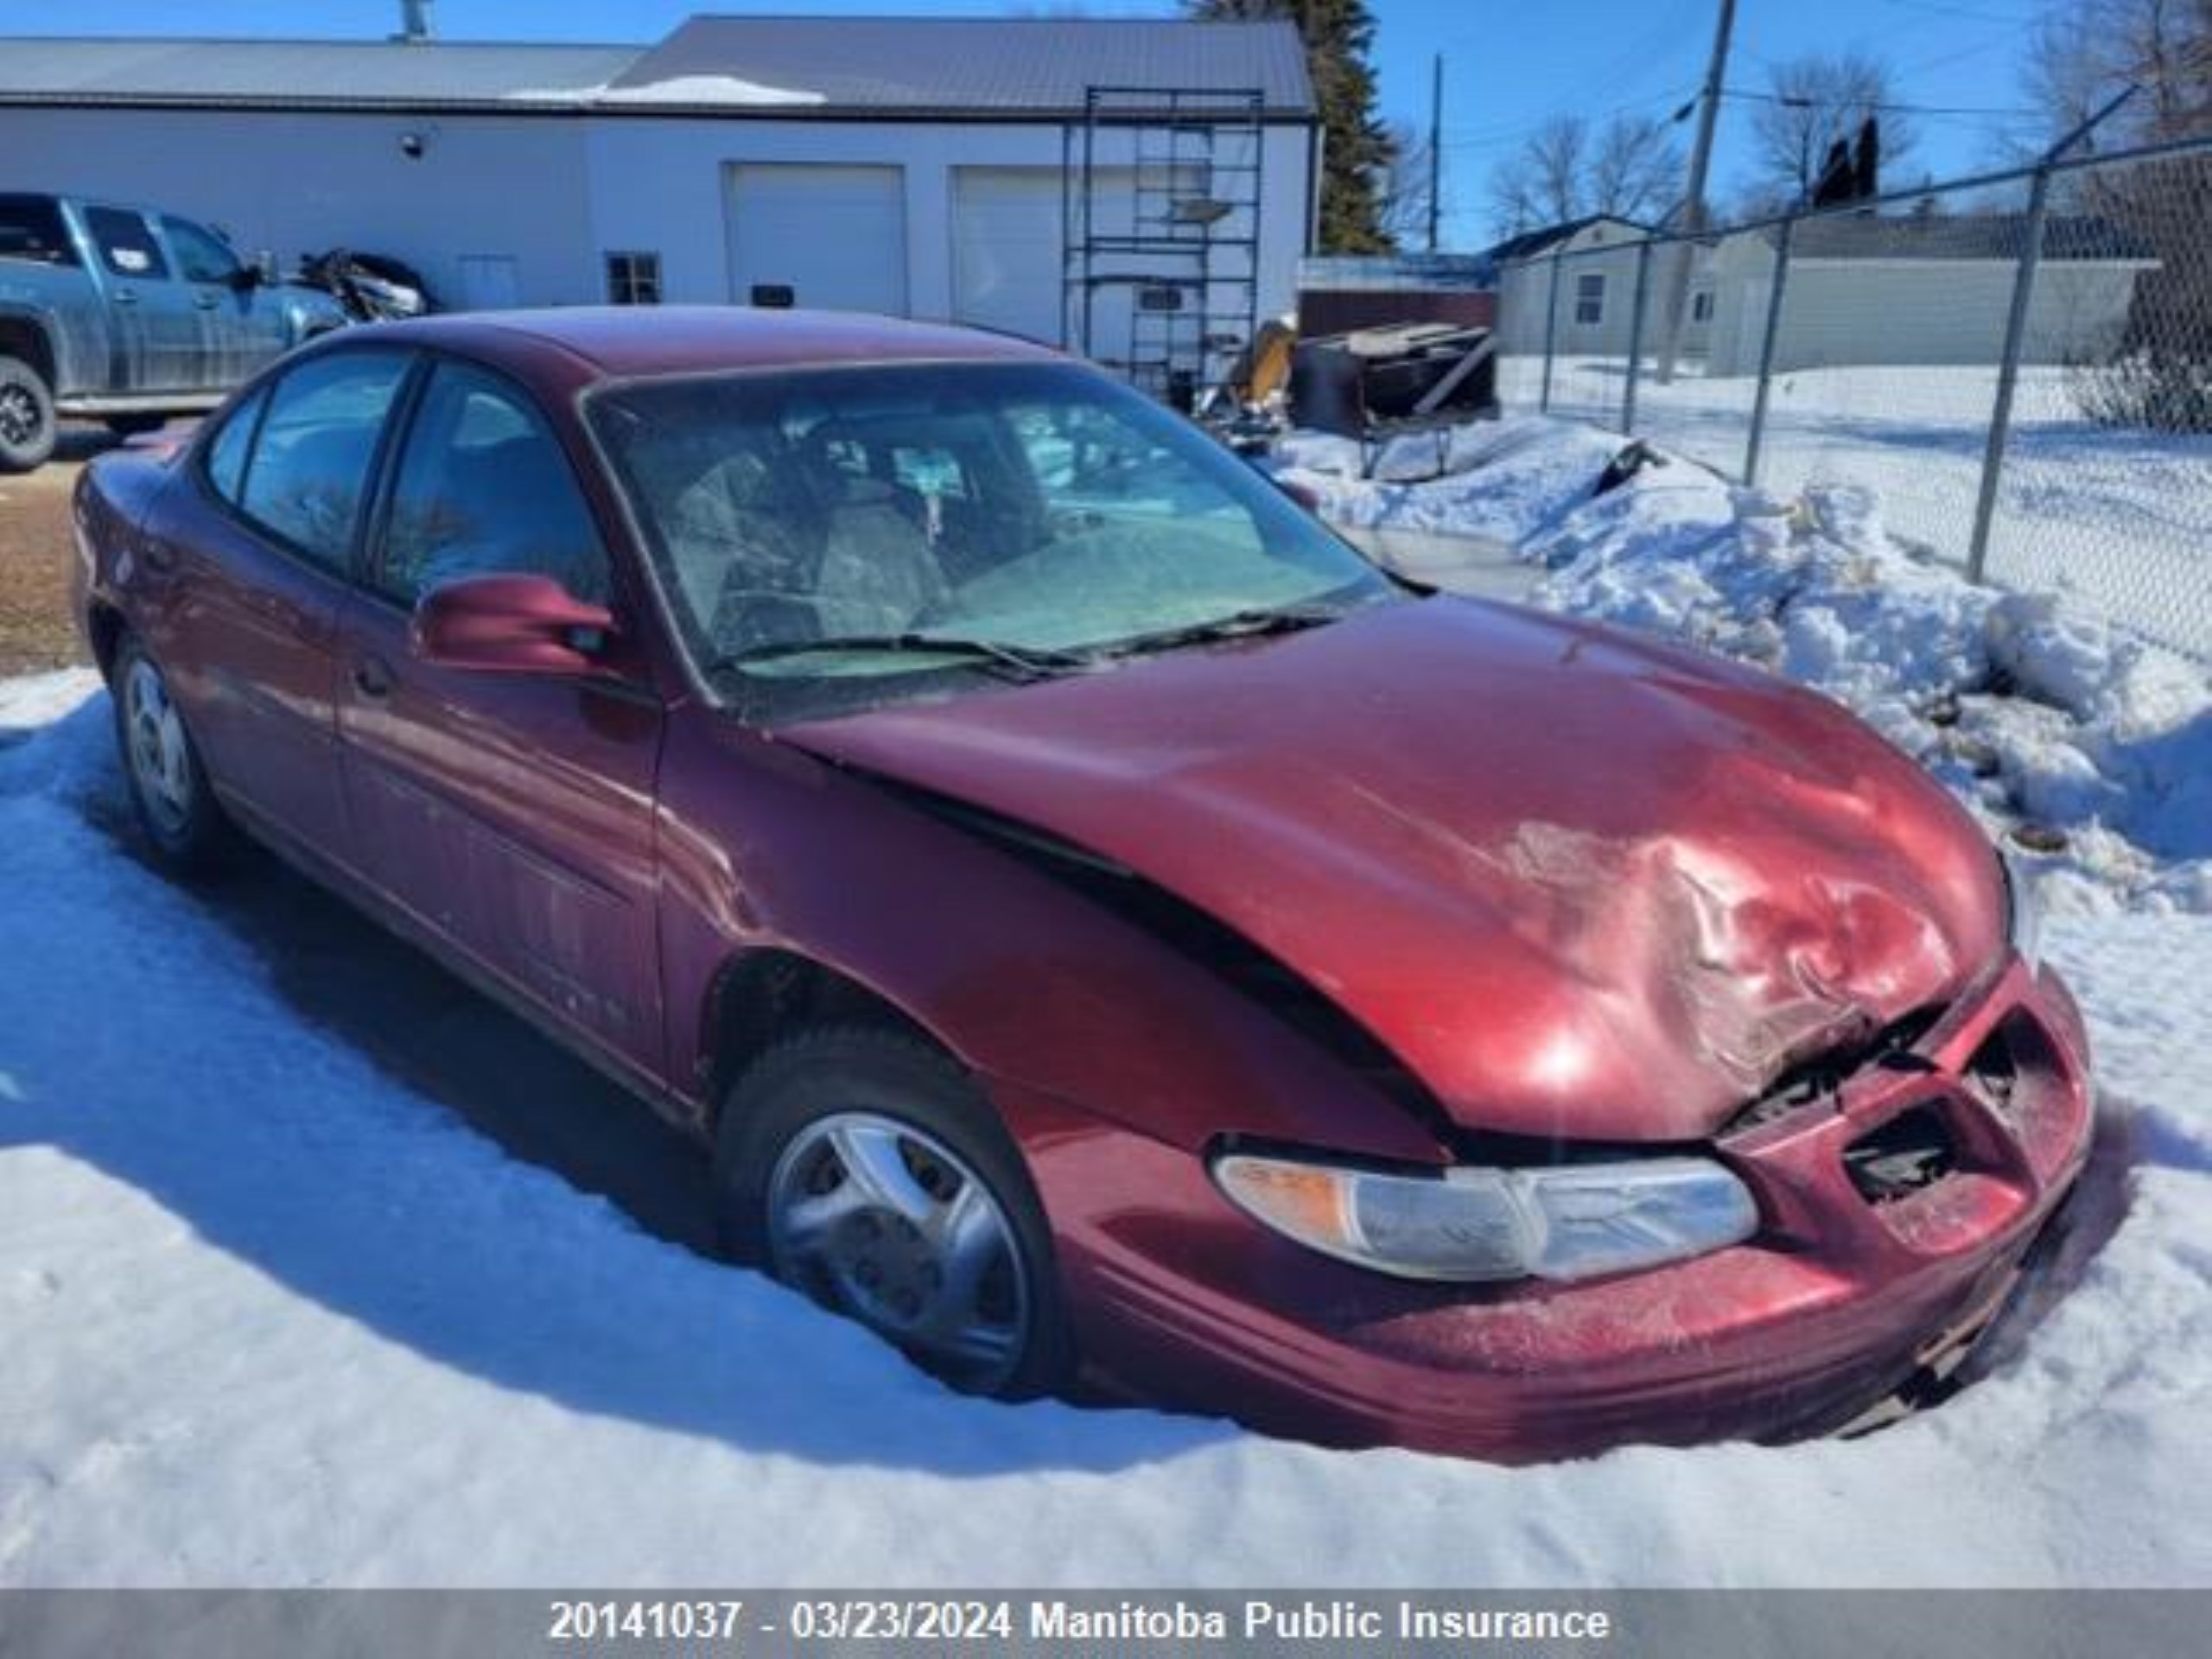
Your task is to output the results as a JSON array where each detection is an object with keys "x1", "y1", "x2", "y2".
[{"x1": 784, "y1": 598, "x2": 2005, "y2": 1141}]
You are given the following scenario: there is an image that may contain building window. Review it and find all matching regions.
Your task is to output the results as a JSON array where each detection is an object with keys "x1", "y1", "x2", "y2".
[
  {"x1": 1691, "y1": 288, "x2": 1714, "y2": 323},
  {"x1": 1573, "y1": 270, "x2": 1605, "y2": 326},
  {"x1": 605, "y1": 251, "x2": 662, "y2": 306}
]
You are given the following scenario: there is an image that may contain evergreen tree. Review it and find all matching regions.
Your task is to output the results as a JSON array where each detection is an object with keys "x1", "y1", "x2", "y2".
[
  {"x1": 1852, "y1": 117, "x2": 1880, "y2": 201},
  {"x1": 1186, "y1": 0, "x2": 1397, "y2": 252}
]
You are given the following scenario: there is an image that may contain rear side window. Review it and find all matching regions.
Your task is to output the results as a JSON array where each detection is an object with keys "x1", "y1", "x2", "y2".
[
  {"x1": 236, "y1": 352, "x2": 412, "y2": 570},
  {"x1": 378, "y1": 362, "x2": 609, "y2": 605},
  {"x1": 162, "y1": 216, "x2": 241, "y2": 286},
  {"x1": 81, "y1": 207, "x2": 169, "y2": 280},
  {"x1": 0, "y1": 196, "x2": 75, "y2": 266},
  {"x1": 203, "y1": 387, "x2": 268, "y2": 505}
]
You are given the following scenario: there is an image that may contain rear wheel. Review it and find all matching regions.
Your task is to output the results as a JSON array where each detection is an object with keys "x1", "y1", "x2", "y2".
[
  {"x1": 0, "y1": 354, "x2": 55, "y2": 473},
  {"x1": 112, "y1": 636, "x2": 236, "y2": 874},
  {"x1": 715, "y1": 1026, "x2": 1075, "y2": 1398}
]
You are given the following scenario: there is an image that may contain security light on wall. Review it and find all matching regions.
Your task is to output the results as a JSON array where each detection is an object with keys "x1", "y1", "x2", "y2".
[{"x1": 1171, "y1": 198, "x2": 1233, "y2": 226}]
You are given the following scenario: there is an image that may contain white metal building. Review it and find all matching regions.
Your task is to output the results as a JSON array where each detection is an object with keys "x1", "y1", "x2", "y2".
[
  {"x1": 1703, "y1": 214, "x2": 2159, "y2": 376},
  {"x1": 0, "y1": 16, "x2": 1318, "y2": 384}
]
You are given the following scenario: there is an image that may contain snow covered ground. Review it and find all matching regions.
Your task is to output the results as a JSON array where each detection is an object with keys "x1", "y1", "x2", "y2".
[
  {"x1": 1281, "y1": 417, "x2": 2212, "y2": 919},
  {"x1": 1493, "y1": 358, "x2": 2212, "y2": 663},
  {"x1": 3, "y1": 547, "x2": 2212, "y2": 1583}
]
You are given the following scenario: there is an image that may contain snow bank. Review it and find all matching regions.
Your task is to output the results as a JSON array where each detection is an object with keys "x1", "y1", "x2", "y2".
[
  {"x1": 3, "y1": 683, "x2": 2211, "y2": 1587},
  {"x1": 1275, "y1": 416, "x2": 1624, "y2": 543},
  {"x1": 1283, "y1": 421, "x2": 2212, "y2": 916}
]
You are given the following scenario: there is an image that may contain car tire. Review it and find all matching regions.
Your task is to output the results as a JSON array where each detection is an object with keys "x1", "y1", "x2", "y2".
[
  {"x1": 715, "y1": 1024, "x2": 1076, "y2": 1400},
  {"x1": 111, "y1": 634, "x2": 237, "y2": 875},
  {"x1": 0, "y1": 354, "x2": 56, "y2": 474},
  {"x1": 102, "y1": 413, "x2": 169, "y2": 440}
]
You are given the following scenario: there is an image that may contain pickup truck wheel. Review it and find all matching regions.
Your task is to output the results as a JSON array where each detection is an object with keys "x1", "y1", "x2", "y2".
[
  {"x1": 0, "y1": 355, "x2": 55, "y2": 473},
  {"x1": 112, "y1": 636, "x2": 237, "y2": 875}
]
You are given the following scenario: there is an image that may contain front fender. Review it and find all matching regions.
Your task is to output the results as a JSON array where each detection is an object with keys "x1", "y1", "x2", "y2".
[{"x1": 654, "y1": 708, "x2": 1449, "y2": 1168}]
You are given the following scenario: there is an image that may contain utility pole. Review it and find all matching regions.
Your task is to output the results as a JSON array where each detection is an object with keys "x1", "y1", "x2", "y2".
[
  {"x1": 1427, "y1": 54, "x2": 1444, "y2": 251},
  {"x1": 1654, "y1": 0, "x2": 1735, "y2": 385}
]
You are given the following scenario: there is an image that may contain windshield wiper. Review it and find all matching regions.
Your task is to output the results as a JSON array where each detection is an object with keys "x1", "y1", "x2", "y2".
[
  {"x1": 1096, "y1": 602, "x2": 1352, "y2": 660},
  {"x1": 709, "y1": 632, "x2": 1096, "y2": 682}
]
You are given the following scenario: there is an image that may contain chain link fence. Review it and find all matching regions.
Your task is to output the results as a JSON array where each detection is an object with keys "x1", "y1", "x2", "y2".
[{"x1": 1493, "y1": 133, "x2": 2212, "y2": 660}]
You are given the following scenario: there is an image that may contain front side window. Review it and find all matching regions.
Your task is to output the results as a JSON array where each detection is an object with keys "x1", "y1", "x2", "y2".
[
  {"x1": 81, "y1": 207, "x2": 169, "y2": 280},
  {"x1": 162, "y1": 216, "x2": 242, "y2": 286},
  {"x1": 236, "y1": 351, "x2": 412, "y2": 569},
  {"x1": 588, "y1": 359, "x2": 1395, "y2": 717},
  {"x1": 378, "y1": 362, "x2": 610, "y2": 606},
  {"x1": 1573, "y1": 270, "x2": 1605, "y2": 326}
]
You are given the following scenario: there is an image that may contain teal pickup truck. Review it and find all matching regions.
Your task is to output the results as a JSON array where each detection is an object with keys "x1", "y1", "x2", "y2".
[{"x1": 0, "y1": 193, "x2": 347, "y2": 472}]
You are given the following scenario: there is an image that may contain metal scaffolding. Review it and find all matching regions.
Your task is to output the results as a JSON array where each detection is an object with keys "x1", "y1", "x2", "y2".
[{"x1": 1063, "y1": 86, "x2": 1265, "y2": 401}]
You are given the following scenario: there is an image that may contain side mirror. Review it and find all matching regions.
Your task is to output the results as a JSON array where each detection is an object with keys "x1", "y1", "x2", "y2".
[{"x1": 411, "y1": 574, "x2": 617, "y2": 677}]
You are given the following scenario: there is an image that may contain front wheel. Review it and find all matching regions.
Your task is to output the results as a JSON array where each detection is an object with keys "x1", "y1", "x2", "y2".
[
  {"x1": 715, "y1": 1026, "x2": 1075, "y2": 1399},
  {"x1": 0, "y1": 354, "x2": 55, "y2": 473},
  {"x1": 112, "y1": 637, "x2": 236, "y2": 874}
]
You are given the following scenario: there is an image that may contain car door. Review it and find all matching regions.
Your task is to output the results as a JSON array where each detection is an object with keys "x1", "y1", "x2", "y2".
[
  {"x1": 73, "y1": 204, "x2": 202, "y2": 395},
  {"x1": 153, "y1": 346, "x2": 416, "y2": 859},
  {"x1": 337, "y1": 357, "x2": 667, "y2": 1080},
  {"x1": 160, "y1": 214, "x2": 280, "y2": 389}
]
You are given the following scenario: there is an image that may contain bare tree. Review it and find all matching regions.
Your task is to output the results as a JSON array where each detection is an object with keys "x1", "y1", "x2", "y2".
[
  {"x1": 1377, "y1": 118, "x2": 1437, "y2": 249},
  {"x1": 1747, "y1": 51, "x2": 1919, "y2": 204},
  {"x1": 2024, "y1": 0, "x2": 2212, "y2": 430},
  {"x1": 1486, "y1": 113, "x2": 1680, "y2": 237},
  {"x1": 2024, "y1": 0, "x2": 2212, "y2": 145},
  {"x1": 1487, "y1": 115, "x2": 1586, "y2": 235},
  {"x1": 1588, "y1": 113, "x2": 1687, "y2": 223}
]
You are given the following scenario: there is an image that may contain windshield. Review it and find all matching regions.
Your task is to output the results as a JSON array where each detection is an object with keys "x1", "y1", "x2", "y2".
[{"x1": 587, "y1": 359, "x2": 1393, "y2": 712}]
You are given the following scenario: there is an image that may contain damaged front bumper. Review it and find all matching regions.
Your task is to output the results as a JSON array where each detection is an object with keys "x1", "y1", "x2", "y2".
[{"x1": 1010, "y1": 952, "x2": 2093, "y2": 1463}]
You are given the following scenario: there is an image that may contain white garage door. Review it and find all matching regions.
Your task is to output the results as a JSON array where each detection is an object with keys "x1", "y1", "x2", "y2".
[
  {"x1": 951, "y1": 168, "x2": 1065, "y2": 346},
  {"x1": 725, "y1": 163, "x2": 906, "y2": 315}
]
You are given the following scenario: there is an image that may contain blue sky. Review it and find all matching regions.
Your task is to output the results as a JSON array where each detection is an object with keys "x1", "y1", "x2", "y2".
[{"x1": 24, "y1": 0, "x2": 2055, "y2": 246}]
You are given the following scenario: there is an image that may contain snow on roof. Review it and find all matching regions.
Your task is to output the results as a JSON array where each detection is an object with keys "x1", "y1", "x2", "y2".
[
  {"x1": 607, "y1": 16, "x2": 1313, "y2": 116},
  {"x1": 0, "y1": 36, "x2": 639, "y2": 111}
]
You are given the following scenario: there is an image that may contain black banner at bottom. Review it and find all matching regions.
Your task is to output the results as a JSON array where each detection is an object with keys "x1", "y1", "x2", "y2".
[{"x1": 0, "y1": 1589, "x2": 2202, "y2": 1658}]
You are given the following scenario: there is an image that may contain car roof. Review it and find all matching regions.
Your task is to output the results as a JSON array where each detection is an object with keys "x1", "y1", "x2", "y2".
[{"x1": 353, "y1": 305, "x2": 1065, "y2": 383}]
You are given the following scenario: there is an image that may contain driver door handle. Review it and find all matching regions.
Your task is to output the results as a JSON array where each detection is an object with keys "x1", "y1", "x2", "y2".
[{"x1": 352, "y1": 654, "x2": 395, "y2": 699}]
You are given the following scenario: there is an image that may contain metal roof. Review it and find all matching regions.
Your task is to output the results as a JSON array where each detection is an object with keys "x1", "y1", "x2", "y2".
[
  {"x1": 607, "y1": 16, "x2": 1313, "y2": 116},
  {"x1": 0, "y1": 18, "x2": 1314, "y2": 118},
  {"x1": 1770, "y1": 213, "x2": 2158, "y2": 263},
  {"x1": 1480, "y1": 216, "x2": 1651, "y2": 264},
  {"x1": 0, "y1": 37, "x2": 640, "y2": 111}
]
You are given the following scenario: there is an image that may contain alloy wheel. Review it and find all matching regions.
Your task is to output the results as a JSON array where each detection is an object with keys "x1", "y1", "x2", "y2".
[{"x1": 0, "y1": 383, "x2": 37, "y2": 448}]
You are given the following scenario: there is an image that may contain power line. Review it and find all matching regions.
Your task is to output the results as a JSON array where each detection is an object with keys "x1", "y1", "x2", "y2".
[
  {"x1": 1439, "y1": 85, "x2": 1701, "y2": 153},
  {"x1": 1717, "y1": 86, "x2": 2042, "y2": 118}
]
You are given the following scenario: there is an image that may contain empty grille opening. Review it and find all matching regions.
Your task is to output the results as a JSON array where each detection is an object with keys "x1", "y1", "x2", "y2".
[
  {"x1": 1844, "y1": 1104, "x2": 1961, "y2": 1204},
  {"x1": 1725, "y1": 1003, "x2": 1948, "y2": 1135},
  {"x1": 1965, "y1": 1025, "x2": 2020, "y2": 1115}
]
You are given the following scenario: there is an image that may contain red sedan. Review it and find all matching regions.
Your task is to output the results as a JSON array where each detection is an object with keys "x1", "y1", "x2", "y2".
[{"x1": 73, "y1": 308, "x2": 2092, "y2": 1459}]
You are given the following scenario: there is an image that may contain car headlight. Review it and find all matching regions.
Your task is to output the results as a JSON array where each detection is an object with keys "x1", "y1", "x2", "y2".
[
  {"x1": 1211, "y1": 1149, "x2": 1759, "y2": 1283},
  {"x1": 1999, "y1": 848, "x2": 2043, "y2": 970}
]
